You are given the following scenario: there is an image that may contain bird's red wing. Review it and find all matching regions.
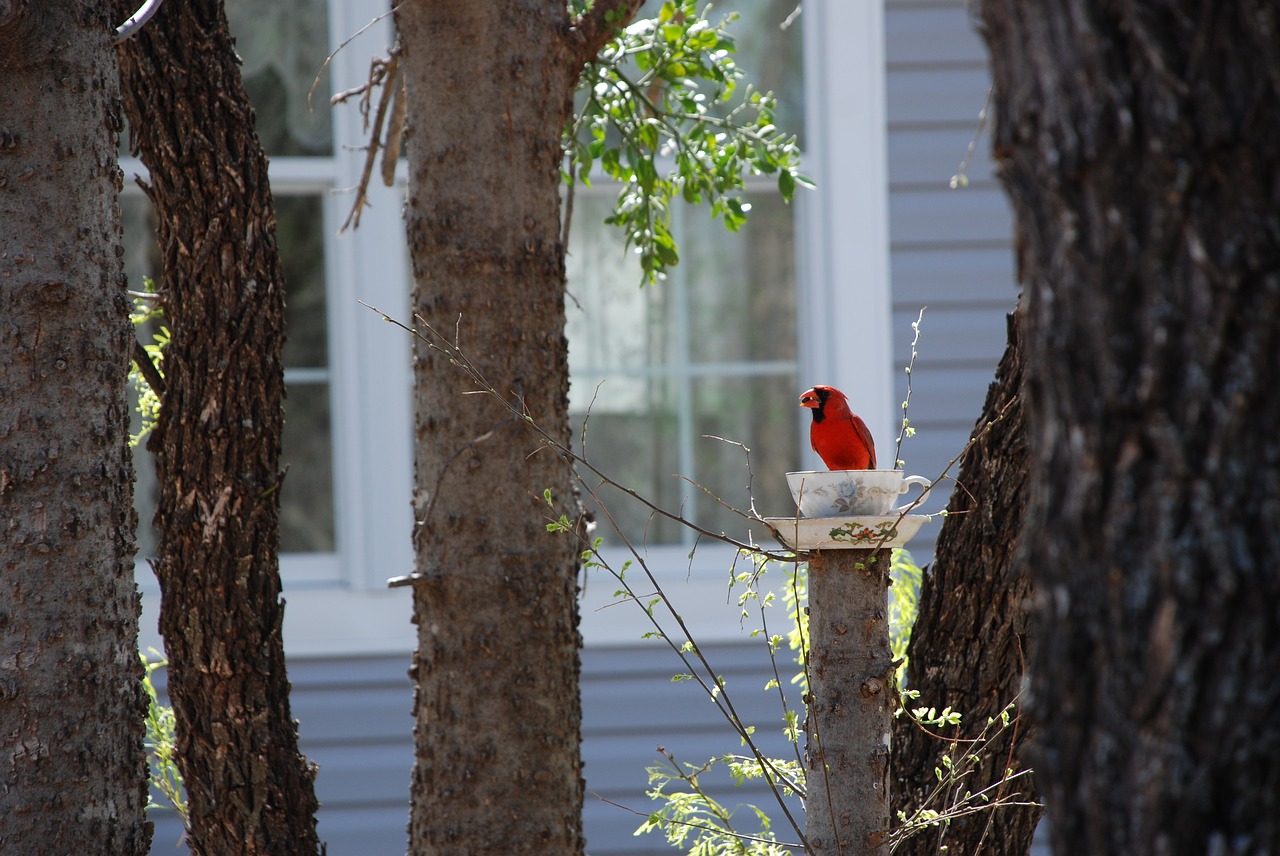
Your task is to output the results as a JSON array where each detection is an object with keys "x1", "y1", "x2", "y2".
[
  {"x1": 810, "y1": 414, "x2": 876, "y2": 470},
  {"x1": 849, "y1": 413, "x2": 876, "y2": 469}
]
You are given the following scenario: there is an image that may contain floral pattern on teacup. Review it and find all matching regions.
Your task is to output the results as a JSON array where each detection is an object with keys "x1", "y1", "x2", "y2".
[
  {"x1": 796, "y1": 478, "x2": 892, "y2": 516},
  {"x1": 829, "y1": 480, "x2": 874, "y2": 514}
]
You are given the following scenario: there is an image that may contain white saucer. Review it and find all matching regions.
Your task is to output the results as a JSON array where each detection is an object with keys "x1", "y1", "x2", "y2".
[{"x1": 762, "y1": 514, "x2": 929, "y2": 551}]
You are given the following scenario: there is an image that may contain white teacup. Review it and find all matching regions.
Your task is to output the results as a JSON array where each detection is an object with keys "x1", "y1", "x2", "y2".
[{"x1": 786, "y1": 469, "x2": 932, "y2": 518}]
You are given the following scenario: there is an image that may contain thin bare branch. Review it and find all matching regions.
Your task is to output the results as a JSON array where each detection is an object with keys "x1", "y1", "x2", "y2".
[
  {"x1": 309, "y1": 0, "x2": 407, "y2": 107},
  {"x1": 896, "y1": 306, "x2": 926, "y2": 468},
  {"x1": 339, "y1": 48, "x2": 400, "y2": 233},
  {"x1": 380, "y1": 70, "x2": 406, "y2": 187},
  {"x1": 949, "y1": 85, "x2": 992, "y2": 190},
  {"x1": 779, "y1": 4, "x2": 802, "y2": 30},
  {"x1": 132, "y1": 338, "x2": 165, "y2": 399}
]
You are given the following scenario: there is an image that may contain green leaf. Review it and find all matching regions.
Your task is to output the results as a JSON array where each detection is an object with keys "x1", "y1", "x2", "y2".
[
  {"x1": 778, "y1": 169, "x2": 796, "y2": 199},
  {"x1": 636, "y1": 156, "x2": 658, "y2": 192},
  {"x1": 563, "y1": 0, "x2": 805, "y2": 298},
  {"x1": 653, "y1": 232, "x2": 679, "y2": 267}
]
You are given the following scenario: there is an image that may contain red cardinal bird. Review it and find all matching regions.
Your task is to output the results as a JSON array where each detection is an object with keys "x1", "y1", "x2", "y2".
[{"x1": 800, "y1": 385, "x2": 877, "y2": 470}]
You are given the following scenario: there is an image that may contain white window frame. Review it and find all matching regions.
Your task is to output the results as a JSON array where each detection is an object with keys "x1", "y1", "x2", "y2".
[
  {"x1": 137, "y1": 0, "x2": 417, "y2": 656},
  {"x1": 137, "y1": 0, "x2": 891, "y2": 657}
]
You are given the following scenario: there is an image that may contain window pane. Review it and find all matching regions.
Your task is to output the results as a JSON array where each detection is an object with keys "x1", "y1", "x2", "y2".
[
  {"x1": 280, "y1": 383, "x2": 336, "y2": 552},
  {"x1": 565, "y1": 195, "x2": 680, "y2": 374},
  {"x1": 691, "y1": 374, "x2": 798, "y2": 541},
  {"x1": 683, "y1": 193, "x2": 796, "y2": 364},
  {"x1": 276, "y1": 195, "x2": 329, "y2": 369},
  {"x1": 225, "y1": 0, "x2": 333, "y2": 156},
  {"x1": 719, "y1": 0, "x2": 806, "y2": 146},
  {"x1": 569, "y1": 376, "x2": 686, "y2": 547},
  {"x1": 121, "y1": 194, "x2": 337, "y2": 554},
  {"x1": 566, "y1": 187, "x2": 799, "y2": 547}
]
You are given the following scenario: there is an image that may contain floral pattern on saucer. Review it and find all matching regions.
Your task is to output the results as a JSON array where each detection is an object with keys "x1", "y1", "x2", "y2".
[{"x1": 829, "y1": 519, "x2": 899, "y2": 544}]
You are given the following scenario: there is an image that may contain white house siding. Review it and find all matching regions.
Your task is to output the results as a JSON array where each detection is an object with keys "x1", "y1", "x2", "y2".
[{"x1": 146, "y1": 2, "x2": 1035, "y2": 854}]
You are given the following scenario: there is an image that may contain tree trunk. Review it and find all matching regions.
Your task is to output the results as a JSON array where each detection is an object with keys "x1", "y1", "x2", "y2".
[
  {"x1": 978, "y1": 2, "x2": 1280, "y2": 852},
  {"x1": 114, "y1": 2, "x2": 322, "y2": 853},
  {"x1": 0, "y1": 4, "x2": 151, "y2": 852},
  {"x1": 891, "y1": 310, "x2": 1042, "y2": 855},
  {"x1": 395, "y1": 2, "x2": 639, "y2": 853},
  {"x1": 805, "y1": 548, "x2": 894, "y2": 855}
]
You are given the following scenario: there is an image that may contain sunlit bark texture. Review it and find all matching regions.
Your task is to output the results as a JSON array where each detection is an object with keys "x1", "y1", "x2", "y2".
[
  {"x1": 978, "y1": 1, "x2": 1280, "y2": 852},
  {"x1": 0, "y1": 4, "x2": 150, "y2": 852},
  {"x1": 806, "y1": 548, "x2": 893, "y2": 854},
  {"x1": 395, "y1": 1, "x2": 643, "y2": 853},
  {"x1": 114, "y1": 1, "x2": 322, "y2": 852}
]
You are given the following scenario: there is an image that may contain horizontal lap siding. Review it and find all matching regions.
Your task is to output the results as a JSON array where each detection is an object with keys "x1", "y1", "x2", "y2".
[
  {"x1": 147, "y1": 646, "x2": 803, "y2": 855},
  {"x1": 581, "y1": 644, "x2": 805, "y2": 856}
]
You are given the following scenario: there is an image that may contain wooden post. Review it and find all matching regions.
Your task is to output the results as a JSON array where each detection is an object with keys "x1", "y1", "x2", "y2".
[{"x1": 805, "y1": 547, "x2": 894, "y2": 854}]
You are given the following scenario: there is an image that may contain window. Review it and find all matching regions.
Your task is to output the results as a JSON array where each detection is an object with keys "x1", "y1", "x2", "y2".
[
  {"x1": 566, "y1": 0, "x2": 806, "y2": 549},
  {"x1": 127, "y1": 0, "x2": 891, "y2": 653},
  {"x1": 573, "y1": 0, "x2": 895, "y2": 646},
  {"x1": 566, "y1": 188, "x2": 800, "y2": 548}
]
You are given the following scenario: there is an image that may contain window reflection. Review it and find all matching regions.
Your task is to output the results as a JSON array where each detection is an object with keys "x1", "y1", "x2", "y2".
[
  {"x1": 566, "y1": 192, "x2": 799, "y2": 547},
  {"x1": 226, "y1": 0, "x2": 333, "y2": 156},
  {"x1": 280, "y1": 382, "x2": 336, "y2": 552},
  {"x1": 277, "y1": 196, "x2": 330, "y2": 368}
]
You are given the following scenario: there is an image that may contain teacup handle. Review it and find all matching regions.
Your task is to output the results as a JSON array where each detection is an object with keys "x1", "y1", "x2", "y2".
[{"x1": 890, "y1": 476, "x2": 932, "y2": 513}]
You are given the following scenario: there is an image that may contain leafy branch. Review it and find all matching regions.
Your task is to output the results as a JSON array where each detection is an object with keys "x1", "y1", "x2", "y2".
[
  {"x1": 566, "y1": 0, "x2": 809, "y2": 283},
  {"x1": 888, "y1": 701, "x2": 1039, "y2": 854},
  {"x1": 128, "y1": 279, "x2": 167, "y2": 447},
  {"x1": 140, "y1": 651, "x2": 188, "y2": 830},
  {"x1": 630, "y1": 747, "x2": 802, "y2": 855}
]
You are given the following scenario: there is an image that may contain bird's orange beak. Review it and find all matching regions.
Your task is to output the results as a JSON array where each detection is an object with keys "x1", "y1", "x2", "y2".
[{"x1": 799, "y1": 390, "x2": 819, "y2": 409}]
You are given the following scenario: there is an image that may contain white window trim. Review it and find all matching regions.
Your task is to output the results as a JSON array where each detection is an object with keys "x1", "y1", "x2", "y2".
[
  {"x1": 798, "y1": 0, "x2": 894, "y2": 463},
  {"x1": 138, "y1": 0, "x2": 892, "y2": 657}
]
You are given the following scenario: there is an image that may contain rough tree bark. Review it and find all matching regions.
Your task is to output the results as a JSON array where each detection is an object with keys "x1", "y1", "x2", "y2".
[
  {"x1": 394, "y1": 2, "x2": 642, "y2": 853},
  {"x1": 0, "y1": 4, "x2": 151, "y2": 852},
  {"x1": 892, "y1": 310, "x2": 1042, "y2": 855},
  {"x1": 978, "y1": 1, "x2": 1280, "y2": 852},
  {"x1": 806, "y1": 548, "x2": 894, "y2": 855},
  {"x1": 113, "y1": 2, "x2": 322, "y2": 852}
]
